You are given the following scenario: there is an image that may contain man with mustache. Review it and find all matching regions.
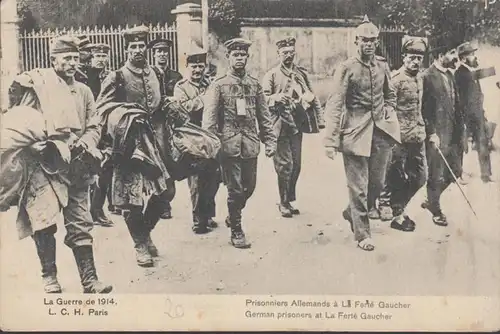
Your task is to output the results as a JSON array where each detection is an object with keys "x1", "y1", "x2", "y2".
[
  {"x1": 324, "y1": 16, "x2": 400, "y2": 251},
  {"x1": 421, "y1": 39, "x2": 465, "y2": 226},
  {"x1": 173, "y1": 45, "x2": 220, "y2": 234},
  {"x1": 203, "y1": 38, "x2": 277, "y2": 249},
  {"x1": 97, "y1": 26, "x2": 176, "y2": 267},
  {"x1": 377, "y1": 37, "x2": 428, "y2": 231},
  {"x1": 262, "y1": 37, "x2": 324, "y2": 218},
  {"x1": 149, "y1": 38, "x2": 183, "y2": 219},
  {"x1": 7, "y1": 35, "x2": 112, "y2": 293},
  {"x1": 454, "y1": 42, "x2": 493, "y2": 183}
]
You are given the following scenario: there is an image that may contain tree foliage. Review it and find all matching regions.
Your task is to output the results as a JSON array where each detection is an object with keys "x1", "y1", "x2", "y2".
[
  {"x1": 208, "y1": 0, "x2": 240, "y2": 42},
  {"x1": 378, "y1": 0, "x2": 500, "y2": 46}
]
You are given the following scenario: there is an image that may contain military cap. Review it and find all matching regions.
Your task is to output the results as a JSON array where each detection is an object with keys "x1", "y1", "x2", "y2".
[
  {"x1": 148, "y1": 38, "x2": 173, "y2": 50},
  {"x1": 90, "y1": 43, "x2": 110, "y2": 54},
  {"x1": 276, "y1": 37, "x2": 296, "y2": 49},
  {"x1": 402, "y1": 37, "x2": 428, "y2": 55},
  {"x1": 355, "y1": 15, "x2": 379, "y2": 38},
  {"x1": 185, "y1": 44, "x2": 207, "y2": 64},
  {"x1": 224, "y1": 38, "x2": 252, "y2": 52},
  {"x1": 50, "y1": 35, "x2": 80, "y2": 55},
  {"x1": 457, "y1": 41, "x2": 478, "y2": 56},
  {"x1": 122, "y1": 25, "x2": 149, "y2": 45},
  {"x1": 76, "y1": 35, "x2": 92, "y2": 51}
]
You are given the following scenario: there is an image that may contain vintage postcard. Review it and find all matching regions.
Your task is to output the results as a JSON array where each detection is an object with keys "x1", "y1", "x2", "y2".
[{"x1": 1, "y1": 0, "x2": 499, "y2": 331}]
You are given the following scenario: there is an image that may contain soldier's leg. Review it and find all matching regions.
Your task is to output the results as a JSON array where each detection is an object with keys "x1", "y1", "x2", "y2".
[
  {"x1": 379, "y1": 145, "x2": 398, "y2": 221},
  {"x1": 159, "y1": 179, "x2": 176, "y2": 219},
  {"x1": 32, "y1": 224, "x2": 61, "y2": 293},
  {"x1": 476, "y1": 120, "x2": 492, "y2": 180},
  {"x1": 90, "y1": 164, "x2": 114, "y2": 226},
  {"x1": 123, "y1": 206, "x2": 154, "y2": 267},
  {"x1": 187, "y1": 174, "x2": 204, "y2": 232},
  {"x1": 403, "y1": 142, "x2": 427, "y2": 209},
  {"x1": 241, "y1": 157, "x2": 258, "y2": 208},
  {"x1": 288, "y1": 132, "x2": 303, "y2": 204},
  {"x1": 367, "y1": 128, "x2": 394, "y2": 219},
  {"x1": 425, "y1": 142, "x2": 449, "y2": 225},
  {"x1": 63, "y1": 183, "x2": 112, "y2": 293},
  {"x1": 273, "y1": 135, "x2": 293, "y2": 217},
  {"x1": 142, "y1": 194, "x2": 167, "y2": 256},
  {"x1": 387, "y1": 144, "x2": 408, "y2": 218},
  {"x1": 200, "y1": 159, "x2": 221, "y2": 228},
  {"x1": 343, "y1": 153, "x2": 371, "y2": 243}
]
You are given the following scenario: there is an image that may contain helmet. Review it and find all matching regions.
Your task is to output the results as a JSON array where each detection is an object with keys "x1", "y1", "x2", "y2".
[{"x1": 355, "y1": 15, "x2": 379, "y2": 38}]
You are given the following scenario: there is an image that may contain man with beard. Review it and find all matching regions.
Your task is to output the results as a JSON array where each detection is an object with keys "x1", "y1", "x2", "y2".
[
  {"x1": 421, "y1": 40, "x2": 464, "y2": 226},
  {"x1": 149, "y1": 38, "x2": 183, "y2": 219},
  {"x1": 323, "y1": 16, "x2": 400, "y2": 251},
  {"x1": 174, "y1": 46, "x2": 220, "y2": 234},
  {"x1": 7, "y1": 35, "x2": 112, "y2": 293},
  {"x1": 203, "y1": 38, "x2": 277, "y2": 249},
  {"x1": 262, "y1": 37, "x2": 324, "y2": 218},
  {"x1": 455, "y1": 42, "x2": 493, "y2": 183},
  {"x1": 377, "y1": 37, "x2": 428, "y2": 231},
  {"x1": 97, "y1": 26, "x2": 176, "y2": 267}
]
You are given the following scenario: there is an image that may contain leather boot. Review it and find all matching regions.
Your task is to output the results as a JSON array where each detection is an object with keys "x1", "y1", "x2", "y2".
[
  {"x1": 229, "y1": 219, "x2": 251, "y2": 249},
  {"x1": 72, "y1": 246, "x2": 112, "y2": 293},
  {"x1": 33, "y1": 232, "x2": 62, "y2": 293},
  {"x1": 145, "y1": 233, "x2": 159, "y2": 257},
  {"x1": 90, "y1": 185, "x2": 114, "y2": 227},
  {"x1": 131, "y1": 234, "x2": 154, "y2": 267}
]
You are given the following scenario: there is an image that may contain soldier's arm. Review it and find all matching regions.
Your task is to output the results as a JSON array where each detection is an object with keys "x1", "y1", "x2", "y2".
[
  {"x1": 173, "y1": 83, "x2": 204, "y2": 114},
  {"x1": 255, "y1": 82, "x2": 277, "y2": 150},
  {"x1": 383, "y1": 62, "x2": 397, "y2": 110},
  {"x1": 261, "y1": 70, "x2": 280, "y2": 107},
  {"x1": 300, "y1": 70, "x2": 325, "y2": 127},
  {"x1": 78, "y1": 86, "x2": 102, "y2": 149},
  {"x1": 421, "y1": 74, "x2": 437, "y2": 137},
  {"x1": 323, "y1": 62, "x2": 348, "y2": 149},
  {"x1": 202, "y1": 81, "x2": 220, "y2": 134},
  {"x1": 95, "y1": 71, "x2": 118, "y2": 115}
]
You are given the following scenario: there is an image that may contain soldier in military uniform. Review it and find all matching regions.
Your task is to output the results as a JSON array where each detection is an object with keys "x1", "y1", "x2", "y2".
[
  {"x1": 149, "y1": 38, "x2": 183, "y2": 219},
  {"x1": 324, "y1": 16, "x2": 400, "y2": 251},
  {"x1": 8, "y1": 35, "x2": 112, "y2": 293},
  {"x1": 377, "y1": 37, "x2": 428, "y2": 231},
  {"x1": 173, "y1": 46, "x2": 220, "y2": 234},
  {"x1": 203, "y1": 38, "x2": 277, "y2": 249},
  {"x1": 96, "y1": 26, "x2": 176, "y2": 267},
  {"x1": 74, "y1": 35, "x2": 94, "y2": 86},
  {"x1": 262, "y1": 37, "x2": 324, "y2": 218},
  {"x1": 87, "y1": 43, "x2": 114, "y2": 227}
]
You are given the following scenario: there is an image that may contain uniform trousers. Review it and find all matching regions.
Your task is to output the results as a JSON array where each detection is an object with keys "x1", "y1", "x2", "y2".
[
  {"x1": 123, "y1": 194, "x2": 164, "y2": 243},
  {"x1": 273, "y1": 131, "x2": 303, "y2": 204},
  {"x1": 221, "y1": 156, "x2": 258, "y2": 227},
  {"x1": 343, "y1": 127, "x2": 395, "y2": 241},
  {"x1": 468, "y1": 116, "x2": 492, "y2": 178},
  {"x1": 187, "y1": 159, "x2": 220, "y2": 223},
  {"x1": 379, "y1": 142, "x2": 427, "y2": 216}
]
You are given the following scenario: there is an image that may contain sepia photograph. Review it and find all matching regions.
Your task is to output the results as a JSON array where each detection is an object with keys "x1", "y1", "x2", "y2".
[{"x1": 1, "y1": 0, "x2": 499, "y2": 331}]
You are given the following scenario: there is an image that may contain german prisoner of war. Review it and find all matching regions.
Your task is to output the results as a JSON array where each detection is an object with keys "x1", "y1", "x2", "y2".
[{"x1": 1, "y1": 11, "x2": 499, "y2": 294}]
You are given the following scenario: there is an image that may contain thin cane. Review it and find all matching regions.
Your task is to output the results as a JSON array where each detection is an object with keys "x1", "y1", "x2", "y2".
[{"x1": 435, "y1": 145, "x2": 479, "y2": 219}]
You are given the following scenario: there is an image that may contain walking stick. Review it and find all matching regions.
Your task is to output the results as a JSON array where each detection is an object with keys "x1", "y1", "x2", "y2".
[{"x1": 435, "y1": 145, "x2": 479, "y2": 219}]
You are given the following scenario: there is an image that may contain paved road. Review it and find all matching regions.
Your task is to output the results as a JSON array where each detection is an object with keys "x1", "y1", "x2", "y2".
[{"x1": 1, "y1": 131, "x2": 499, "y2": 296}]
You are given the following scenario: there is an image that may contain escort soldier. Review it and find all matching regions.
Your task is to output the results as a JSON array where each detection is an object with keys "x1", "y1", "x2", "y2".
[
  {"x1": 262, "y1": 37, "x2": 325, "y2": 218},
  {"x1": 377, "y1": 37, "x2": 428, "y2": 231},
  {"x1": 173, "y1": 45, "x2": 220, "y2": 234},
  {"x1": 203, "y1": 38, "x2": 277, "y2": 249},
  {"x1": 455, "y1": 42, "x2": 493, "y2": 183},
  {"x1": 150, "y1": 38, "x2": 183, "y2": 97},
  {"x1": 324, "y1": 16, "x2": 400, "y2": 251},
  {"x1": 74, "y1": 35, "x2": 93, "y2": 85},
  {"x1": 149, "y1": 38, "x2": 183, "y2": 219},
  {"x1": 8, "y1": 35, "x2": 112, "y2": 293},
  {"x1": 88, "y1": 43, "x2": 114, "y2": 227},
  {"x1": 96, "y1": 26, "x2": 176, "y2": 267},
  {"x1": 421, "y1": 39, "x2": 464, "y2": 226}
]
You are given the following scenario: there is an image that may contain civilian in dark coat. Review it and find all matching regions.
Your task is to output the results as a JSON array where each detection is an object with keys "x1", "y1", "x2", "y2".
[
  {"x1": 454, "y1": 42, "x2": 493, "y2": 183},
  {"x1": 421, "y1": 43, "x2": 464, "y2": 226}
]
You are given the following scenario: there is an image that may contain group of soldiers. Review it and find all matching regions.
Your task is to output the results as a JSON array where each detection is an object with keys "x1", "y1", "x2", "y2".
[{"x1": 2, "y1": 14, "x2": 496, "y2": 294}]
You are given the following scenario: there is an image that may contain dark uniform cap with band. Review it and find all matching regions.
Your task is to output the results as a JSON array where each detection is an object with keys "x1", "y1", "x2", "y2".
[
  {"x1": 355, "y1": 15, "x2": 379, "y2": 38},
  {"x1": 122, "y1": 25, "x2": 149, "y2": 44},
  {"x1": 50, "y1": 35, "x2": 80, "y2": 54},
  {"x1": 457, "y1": 41, "x2": 478, "y2": 56},
  {"x1": 76, "y1": 35, "x2": 92, "y2": 51},
  {"x1": 224, "y1": 38, "x2": 252, "y2": 52},
  {"x1": 148, "y1": 38, "x2": 173, "y2": 50},
  {"x1": 185, "y1": 44, "x2": 207, "y2": 64},
  {"x1": 276, "y1": 37, "x2": 296, "y2": 49},
  {"x1": 91, "y1": 43, "x2": 110, "y2": 54},
  {"x1": 402, "y1": 37, "x2": 428, "y2": 55}
]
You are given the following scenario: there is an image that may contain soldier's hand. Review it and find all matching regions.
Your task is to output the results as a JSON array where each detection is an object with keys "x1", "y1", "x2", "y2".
[
  {"x1": 325, "y1": 147, "x2": 338, "y2": 160},
  {"x1": 428, "y1": 133, "x2": 440, "y2": 148},
  {"x1": 29, "y1": 141, "x2": 47, "y2": 154},
  {"x1": 265, "y1": 146, "x2": 276, "y2": 158},
  {"x1": 277, "y1": 93, "x2": 291, "y2": 104}
]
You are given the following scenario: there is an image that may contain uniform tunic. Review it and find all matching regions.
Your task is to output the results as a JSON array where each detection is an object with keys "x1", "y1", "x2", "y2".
[{"x1": 203, "y1": 69, "x2": 277, "y2": 224}]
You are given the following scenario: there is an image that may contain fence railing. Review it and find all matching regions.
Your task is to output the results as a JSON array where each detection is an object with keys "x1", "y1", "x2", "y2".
[{"x1": 19, "y1": 23, "x2": 178, "y2": 72}]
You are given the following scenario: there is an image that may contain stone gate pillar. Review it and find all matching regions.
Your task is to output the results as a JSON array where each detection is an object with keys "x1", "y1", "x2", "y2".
[
  {"x1": 172, "y1": 3, "x2": 203, "y2": 69},
  {"x1": 1, "y1": 0, "x2": 21, "y2": 110}
]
